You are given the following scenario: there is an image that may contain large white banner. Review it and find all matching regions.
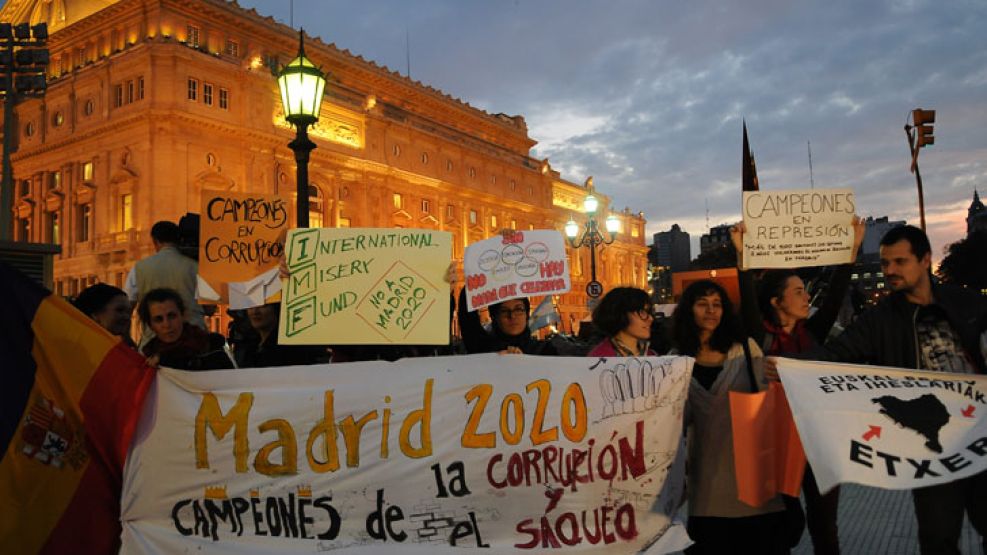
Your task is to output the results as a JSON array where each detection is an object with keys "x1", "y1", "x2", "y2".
[
  {"x1": 121, "y1": 355, "x2": 693, "y2": 554},
  {"x1": 779, "y1": 358, "x2": 987, "y2": 493}
]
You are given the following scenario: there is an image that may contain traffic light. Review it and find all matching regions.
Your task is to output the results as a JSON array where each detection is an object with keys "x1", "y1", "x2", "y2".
[{"x1": 913, "y1": 109, "x2": 935, "y2": 148}]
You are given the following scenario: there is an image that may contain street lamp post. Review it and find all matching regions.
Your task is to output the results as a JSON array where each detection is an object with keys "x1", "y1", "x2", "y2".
[
  {"x1": 277, "y1": 30, "x2": 326, "y2": 229},
  {"x1": 564, "y1": 193, "x2": 620, "y2": 299}
]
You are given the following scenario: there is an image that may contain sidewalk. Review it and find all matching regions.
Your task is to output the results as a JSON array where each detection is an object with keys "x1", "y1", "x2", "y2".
[{"x1": 790, "y1": 484, "x2": 983, "y2": 554}]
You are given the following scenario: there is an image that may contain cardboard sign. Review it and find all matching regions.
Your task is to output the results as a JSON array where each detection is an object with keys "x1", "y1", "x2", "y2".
[
  {"x1": 463, "y1": 230, "x2": 571, "y2": 311},
  {"x1": 279, "y1": 228, "x2": 452, "y2": 345},
  {"x1": 741, "y1": 188, "x2": 855, "y2": 269},
  {"x1": 198, "y1": 191, "x2": 292, "y2": 308},
  {"x1": 779, "y1": 358, "x2": 987, "y2": 493},
  {"x1": 120, "y1": 355, "x2": 694, "y2": 554}
]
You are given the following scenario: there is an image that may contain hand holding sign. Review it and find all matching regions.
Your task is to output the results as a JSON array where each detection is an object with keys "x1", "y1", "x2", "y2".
[{"x1": 463, "y1": 230, "x2": 571, "y2": 311}]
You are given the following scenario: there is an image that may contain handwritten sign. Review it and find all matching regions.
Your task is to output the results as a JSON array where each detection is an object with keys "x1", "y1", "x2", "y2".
[
  {"x1": 742, "y1": 188, "x2": 855, "y2": 269},
  {"x1": 463, "y1": 230, "x2": 571, "y2": 311},
  {"x1": 121, "y1": 355, "x2": 693, "y2": 554},
  {"x1": 198, "y1": 191, "x2": 291, "y2": 308},
  {"x1": 279, "y1": 228, "x2": 452, "y2": 345}
]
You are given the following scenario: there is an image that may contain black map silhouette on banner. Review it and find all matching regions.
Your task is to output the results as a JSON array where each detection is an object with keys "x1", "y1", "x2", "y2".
[{"x1": 872, "y1": 394, "x2": 951, "y2": 453}]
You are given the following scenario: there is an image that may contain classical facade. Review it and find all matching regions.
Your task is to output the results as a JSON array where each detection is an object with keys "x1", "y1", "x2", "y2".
[{"x1": 0, "y1": 0, "x2": 647, "y2": 329}]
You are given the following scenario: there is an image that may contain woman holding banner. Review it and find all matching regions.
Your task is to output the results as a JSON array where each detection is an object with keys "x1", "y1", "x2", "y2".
[
  {"x1": 672, "y1": 279, "x2": 790, "y2": 554},
  {"x1": 730, "y1": 218, "x2": 864, "y2": 555},
  {"x1": 587, "y1": 286, "x2": 656, "y2": 357}
]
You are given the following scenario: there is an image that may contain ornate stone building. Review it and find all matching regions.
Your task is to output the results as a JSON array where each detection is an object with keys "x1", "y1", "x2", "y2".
[{"x1": 0, "y1": 0, "x2": 647, "y2": 329}]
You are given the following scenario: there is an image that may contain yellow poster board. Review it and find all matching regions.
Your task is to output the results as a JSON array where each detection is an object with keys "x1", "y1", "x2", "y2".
[{"x1": 278, "y1": 228, "x2": 452, "y2": 345}]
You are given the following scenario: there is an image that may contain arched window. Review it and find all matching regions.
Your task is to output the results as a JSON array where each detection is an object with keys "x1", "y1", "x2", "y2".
[{"x1": 309, "y1": 185, "x2": 325, "y2": 227}]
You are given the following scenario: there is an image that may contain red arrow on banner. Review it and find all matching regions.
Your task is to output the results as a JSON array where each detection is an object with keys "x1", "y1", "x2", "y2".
[
  {"x1": 962, "y1": 405, "x2": 976, "y2": 418},
  {"x1": 862, "y1": 425, "x2": 882, "y2": 441}
]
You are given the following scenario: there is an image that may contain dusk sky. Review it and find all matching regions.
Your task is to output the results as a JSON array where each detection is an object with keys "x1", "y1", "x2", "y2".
[{"x1": 242, "y1": 0, "x2": 986, "y2": 262}]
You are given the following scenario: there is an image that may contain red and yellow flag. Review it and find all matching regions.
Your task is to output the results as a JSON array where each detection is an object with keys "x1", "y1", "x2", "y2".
[
  {"x1": 0, "y1": 263, "x2": 154, "y2": 554},
  {"x1": 729, "y1": 382, "x2": 806, "y2": 507}
]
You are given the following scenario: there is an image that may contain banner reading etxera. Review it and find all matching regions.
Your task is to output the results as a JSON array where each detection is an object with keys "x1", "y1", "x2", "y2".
[
  {"x1": 120, "y1": 355, "x2": 693, "y2": 554},
  {"x1": 779, "y1": 358, "x2": 987, "y2": 494}
]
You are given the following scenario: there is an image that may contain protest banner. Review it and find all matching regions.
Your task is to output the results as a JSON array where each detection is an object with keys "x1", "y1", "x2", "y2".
[
  {"x1": 778, "y1": 358, "x2": 987, "y2": 493},
  {"x1": 120, "y1": 355, "x2": 694, "y2": 554},
  {"x1": 741, "y1": 188, "x2": 855, "y2": 269},
  {"x1": 198, "y1": 191, "x2": 292, "y2": 309},
  {"x1": 463, "y1": 230, "x2": 570, "y2": 312},
  {"x1": 278, "y1": 228, "x2": 452, "y2": 345}
]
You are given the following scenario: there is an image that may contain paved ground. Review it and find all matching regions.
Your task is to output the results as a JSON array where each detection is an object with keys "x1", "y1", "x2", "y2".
[{"x1": 792, "y1": 485, "x2": 983, "y2": 554}]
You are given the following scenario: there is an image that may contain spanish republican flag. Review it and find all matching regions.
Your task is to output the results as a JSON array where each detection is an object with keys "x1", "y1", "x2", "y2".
[{"x1": 0, "y1": 263, "x2": 154, "y2": 554}]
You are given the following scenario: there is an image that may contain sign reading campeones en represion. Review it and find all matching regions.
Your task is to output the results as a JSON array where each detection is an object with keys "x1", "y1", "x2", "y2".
[
  {"x1": 278, "y1": 228, "x2": 452, "y2": 345},
  {"x1": 741, "y1": 188, "x2": 855, "y2": 269},
  {"x1": 120, "y1": 355, "x2": 693, "y2": 554},
  {"x1": 463, "y1": 230, "x2": 571, "y2": 312}
]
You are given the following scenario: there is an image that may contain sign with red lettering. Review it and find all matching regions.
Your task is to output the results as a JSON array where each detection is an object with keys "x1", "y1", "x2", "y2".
[
  {"x1": 198, "y1": 191, "x2": 293, "y2": 308},
  {"x1": 463, "y1": 230, "x2": 571, "y2": 311},
  {"x1": 121, "y1": 354, "x2": 694, "y2": 553}
]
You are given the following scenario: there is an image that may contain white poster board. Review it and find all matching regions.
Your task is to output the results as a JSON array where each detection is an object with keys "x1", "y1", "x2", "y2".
[
  {"x1": 741, "y1": 188, "x2": 855, "y2": 269},
  {"x1": 463, "y1": 230, "x2": 571, "y2": 311}
]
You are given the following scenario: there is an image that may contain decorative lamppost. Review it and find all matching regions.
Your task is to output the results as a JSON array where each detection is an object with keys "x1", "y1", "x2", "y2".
[
  {"x1": 277, "y1": 30, "x2": 326, "y2": 228},
  {"x1": 565, "y1": 192, "x2": 620, "y2": 299}
]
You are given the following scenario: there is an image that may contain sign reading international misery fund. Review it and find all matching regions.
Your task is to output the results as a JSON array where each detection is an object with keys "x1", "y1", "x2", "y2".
[
  {"x1": 279, "y1": 228, "x2": 452, "y2": 345},
  {"x1": 741, "y1": 188, "x2": 855, "y2": 269}
]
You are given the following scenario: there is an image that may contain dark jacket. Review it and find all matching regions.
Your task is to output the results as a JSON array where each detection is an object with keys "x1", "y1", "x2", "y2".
[
  {"x1": 239, "y1": 333, "x2": 328, "y2": 368},
  {"x1": 457, "y1": 288, "x2": 557, "y2": 355},
  {"x1": 739, "y1": 264, "x2": 852, "y2": 354},
  {"x1": 142, "y1": 324, "x2": 235, "y2": 371},
  {"x1": 807, "y1": 283, "x2": 987, "y2": 373}
]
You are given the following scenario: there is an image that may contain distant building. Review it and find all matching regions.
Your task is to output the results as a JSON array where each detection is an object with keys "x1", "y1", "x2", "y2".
[
  {"x1": 654, "y1": 224, "x2": 691, "y2": 272},
  {"x1": 699, "y1": 224, "x2": 732, "y2": 256},
  {"x1": 968, "y1": 189, "x2": 986, "y2": 234},
  {"x1": 860, "y1": 216, "x2": 906, "y2": 256}
]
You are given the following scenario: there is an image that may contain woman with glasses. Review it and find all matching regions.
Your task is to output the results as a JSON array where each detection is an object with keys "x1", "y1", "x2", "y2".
[
  {"x1": 672, "y1": 279, "x2": 789, "y2": 555},
  {"x1": 458, "y1": 290, "x2": 557, "y2": 355},
  {"x1": 587, "y1": 287, "x2": 656, "y2": 357}
]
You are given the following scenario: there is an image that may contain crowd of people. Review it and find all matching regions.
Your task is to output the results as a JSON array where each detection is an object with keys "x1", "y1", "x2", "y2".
[{"x1": 66, "y1": 219, "x2": 987, "y2": 555}]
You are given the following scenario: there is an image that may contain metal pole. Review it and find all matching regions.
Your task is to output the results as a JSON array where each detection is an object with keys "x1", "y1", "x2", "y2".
[
  {"x1": 290, "y1": 122, "x2": 316, "y2": 228},
  {"x1": 904, "y1": 125, "x2": 927, "y2": 232},
  {"x1": 588, "y1": 221, "x2": 598, "y2": 284}
]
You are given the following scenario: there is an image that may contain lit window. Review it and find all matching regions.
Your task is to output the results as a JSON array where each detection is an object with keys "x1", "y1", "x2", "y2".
[
  {"x1": 187, "y1": 24, "x2": 200, "y2": 48},
  {"x1": 308, "y1": 186, "x2": 324, "y2": 227},
  {"x1": 121, "y1": 194, "x2": 133, "y2": 230},
  {"x1": 50, "y1": 171, "x2": 61, "y2": 190},
  {"x1": 187, "y1": 78, "x2": 198, "y2": 101},
  {"x1": 203, "y1": 83, "x2": 213, "y2": 106},
  {"x1": 127, "y1": 80, "x2": 134, "y2": 103},
  {"x1": 114, "y1": 84, "x2": 123, "y2": 107},
  {"x1": 446, "y1": 205, "x2": 454, "y2": 219},
  {"x1": 491, "y1": 215, "x2": 498, "y2": 228},
  {"x1": 877, "y1": 272, "x2": 884, "y2": 277},
  {"x1": 138, "y1": 77, "x2": 145, "y2": 100},
  {"x1": 219, "y1": 88, "x2": 229, "y2": 110},
  {"x1": 877, "y1": 283, "x2": 885, "y2": 289},
  {"x1": 77, "y1": 204, "x2": 91, "y2": 242},
  {"x1": 24, "y1": 121, "x2": 34, "y2": 137},
  {"x1": 52, "y1": 111, "x2": 64, "y2": 127},
  {"x1": 393, "y1": 193, "x2": 403, "y2": 209},
  {"x1": 82, "y1": 161, "x2": 94, "y2": 181},
  {"x1": 632, "y1": 226, "x2": 640, "y2": 238},
  {"x1": 863, "y1": 272, "x2": 872, "y2": 279},
  {"x1": 225, "y1": 39, "x2": 239, "y2": 57},
  {"x1": 510, "y1": 219, "x2": 517, "y2": 230},
  {"x1": 851, "y1": 273, "x2": 859, "y2": 280},
  {"x1": 469, "y1": 210, "x2": 477, "y2": 225},
  {"x1": 421, "y1": 199, "x2": 430, "y2": 213},
  {"x1": 47, "y1": 212, "x2": 60, "y2": 244},
  {"x1": 338, "y1": 217, "x2": 351, "y2": 228}
]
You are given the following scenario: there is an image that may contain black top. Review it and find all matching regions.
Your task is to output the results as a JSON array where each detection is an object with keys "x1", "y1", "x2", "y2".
[
  {"x1": 693, "y1": 363, "x2": 723, "y2": 391},
  {"x1": 456, "y1": 288, "x2": 557, "y2": 355}
]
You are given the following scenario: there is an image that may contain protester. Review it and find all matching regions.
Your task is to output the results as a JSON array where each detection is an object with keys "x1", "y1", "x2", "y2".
[
  {"x1": 731, "y1": 217, "x2": 865, "y2": 555},
  {"x1": 73, "y1": 283, "x2": 137, "y2": 348},
  {"x1": 125, "y1": 221, "x2": 206, "y2": 346},
  {"x1": 457, "y1": 288, "x2": 556, "y2": 355},
  {"x1": 138, "y1": 288, "x2": 234, "y2": 370},
  {"x1": 781, "y1": 225, "x2": 987, "y2": 554},
  {"x1": 672, "y1": 279, "x2": 789, "y2": 554},
  {"x1": 587, "y1": 287, "x2": 656, "y2": 356},
  {"x1": 238, "y1": 303, "x2": 328, "y2": 368}
]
